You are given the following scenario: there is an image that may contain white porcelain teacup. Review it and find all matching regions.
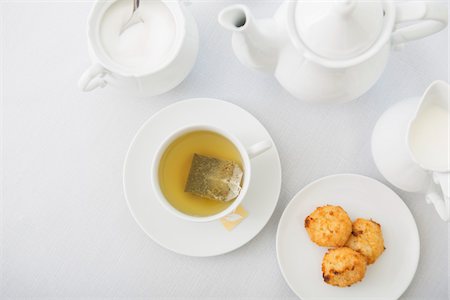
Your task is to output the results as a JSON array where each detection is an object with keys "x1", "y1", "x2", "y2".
[{"x1": 151, "y1": 125, "x2": 272, "y2": 222}]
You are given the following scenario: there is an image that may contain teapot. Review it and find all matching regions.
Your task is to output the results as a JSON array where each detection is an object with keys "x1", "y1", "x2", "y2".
[
  {"x1": 219, "y1": 0, "x2": 448, "y2": 103},
  {"x1": 372, "y1": 81, "x2": 450, "y2": 221}
]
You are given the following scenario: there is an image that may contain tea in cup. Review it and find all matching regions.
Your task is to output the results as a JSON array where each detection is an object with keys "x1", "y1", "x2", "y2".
[{"x1": 152, "y1": 125, "x2": 271, "y2": 222}]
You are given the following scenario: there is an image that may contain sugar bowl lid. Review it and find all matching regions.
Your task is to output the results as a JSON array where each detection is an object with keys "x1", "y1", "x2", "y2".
[{"x1": 289, "y1": 0, "x2": 385, "y2": 61}]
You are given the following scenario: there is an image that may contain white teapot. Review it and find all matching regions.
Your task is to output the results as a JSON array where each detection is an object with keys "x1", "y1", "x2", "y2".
[
  {"x1": 372, "y1": 81, "x2": 450, "y2": 221},
  {"x1": 219, "y1": 0, "x2": 448, "y2": 103}
]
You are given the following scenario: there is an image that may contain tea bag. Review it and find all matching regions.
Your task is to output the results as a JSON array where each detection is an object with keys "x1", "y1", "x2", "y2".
[{"x1": 185, "y1": 154, "x2": 243, "y2": 202}]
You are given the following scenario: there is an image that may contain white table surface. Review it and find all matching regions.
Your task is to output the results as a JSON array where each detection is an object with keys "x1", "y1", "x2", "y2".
[{"x1": 1, "y1": 0, "x2": 449, "y2": 298}]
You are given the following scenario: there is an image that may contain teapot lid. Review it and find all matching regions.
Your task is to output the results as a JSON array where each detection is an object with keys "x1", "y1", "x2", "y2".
[{"x1": 291, "y1": 0, "x2": 385, "y2": 60}]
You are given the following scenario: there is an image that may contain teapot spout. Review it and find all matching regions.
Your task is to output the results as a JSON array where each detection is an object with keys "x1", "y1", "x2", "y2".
[{"x1": 218, "y1": 5, "x2": 279, "y2": 72}]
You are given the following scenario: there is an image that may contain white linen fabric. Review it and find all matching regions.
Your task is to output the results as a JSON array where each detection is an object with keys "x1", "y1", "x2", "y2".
[{"x1": 1, "y1": 0, "x2": 448, "y2": 298}]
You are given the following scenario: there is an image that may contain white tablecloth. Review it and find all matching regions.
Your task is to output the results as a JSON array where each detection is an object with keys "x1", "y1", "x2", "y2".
[{"x1": 1, "y1": 0, "x2": 448, "y2": 298}]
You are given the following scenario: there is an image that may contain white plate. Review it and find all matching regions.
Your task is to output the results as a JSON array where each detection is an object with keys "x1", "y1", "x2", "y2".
[
  {"x1": 123, "y1": 98, "x2": 281, "y2": 257},
  {"x1": 276, "y1": 174, "x2": 420, "y2": 300}
]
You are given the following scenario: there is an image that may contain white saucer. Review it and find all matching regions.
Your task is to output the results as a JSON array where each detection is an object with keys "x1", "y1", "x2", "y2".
[
  {"x1": 123, "y1": 98, "x2": 281, "y2": 257},
  {"x1": 276, "y1": 174, "x2": 420, "y2": 300}
]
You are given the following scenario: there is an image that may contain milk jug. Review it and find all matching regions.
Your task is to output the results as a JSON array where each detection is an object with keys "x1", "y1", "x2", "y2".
[{"x1": 372, "y1": 81, "x2": 450, "y2": 221}]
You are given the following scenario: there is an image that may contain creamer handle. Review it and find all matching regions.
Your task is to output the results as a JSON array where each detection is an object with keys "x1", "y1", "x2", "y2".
[
  {"x1": 425, "y1": 173, "x2": 450, "y2": 222},
  {"x1": 392, "y1": 2, "x2": 448, "y2": 46},
  {"x1": 426, "y1": 193, "x2": 449, "y2": 222},
  {"x1": 78, "y1": 63, "x2": 108, "y2": 92}
]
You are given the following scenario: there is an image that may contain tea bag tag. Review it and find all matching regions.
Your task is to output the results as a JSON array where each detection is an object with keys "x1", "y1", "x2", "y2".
[{"x1": 220, "y1": 205, "x2": 248, "y2": 231}]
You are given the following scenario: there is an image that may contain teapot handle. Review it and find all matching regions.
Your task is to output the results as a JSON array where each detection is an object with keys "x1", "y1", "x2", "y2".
[{"x1": 392, "y1": 2, "x2": 448, "y2": 46}]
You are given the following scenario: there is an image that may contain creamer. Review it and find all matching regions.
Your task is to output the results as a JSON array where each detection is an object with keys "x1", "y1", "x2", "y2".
[
  {"x1": 372, "y1": 81, "x2": 450, "y2": 221},
  {"x1": 409, "y1": 105, "x2": 450, "y2": 171}
]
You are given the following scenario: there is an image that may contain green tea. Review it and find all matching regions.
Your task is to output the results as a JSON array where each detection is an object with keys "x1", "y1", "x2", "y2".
[{"x1": 158, "y1": 131, "x2": 243, "y2": 217}]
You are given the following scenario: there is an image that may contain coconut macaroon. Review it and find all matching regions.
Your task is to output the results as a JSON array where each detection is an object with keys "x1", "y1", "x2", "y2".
[
  {"x1": 304, "y1": 205, "x2": 352, "y2": 247},
  {"x1": 322, "y1": 247, "x2": 367, "y2": 287},
  {"x1": 345, "y1": 218, "x2": 385, "y2": 264}
]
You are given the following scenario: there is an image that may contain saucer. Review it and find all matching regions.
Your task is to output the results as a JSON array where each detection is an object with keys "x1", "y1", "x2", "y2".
[
  {"x1": 123, "y1": 98, "x2": 282, "y2": 257},
  {"x1": 276, "y1": 174, "x2": 420, "y2": 300}
]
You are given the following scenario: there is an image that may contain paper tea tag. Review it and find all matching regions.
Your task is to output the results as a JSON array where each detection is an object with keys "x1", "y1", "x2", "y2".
[{"x1": 220, "y1": 205, "x2": 248, "y2": 231}]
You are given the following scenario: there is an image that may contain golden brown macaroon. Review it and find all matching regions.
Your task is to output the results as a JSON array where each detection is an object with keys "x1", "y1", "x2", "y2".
[
  {"x1": 322, "y1": 247, "x2": 367, "y2": 287},
  {"x1": 345, "y1": 218, "x2": 385, "y2": 264},
  {"x1": 304, "y1": 205, "x2": 352, "y2": 247}
]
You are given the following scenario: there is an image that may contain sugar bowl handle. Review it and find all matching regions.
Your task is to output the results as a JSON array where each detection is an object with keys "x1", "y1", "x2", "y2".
[
  {"x1": 247, "y1": 140, "x2": 272, "y2": 159},
  {"x1": 78, "y1": 63, "x2": 109, "y2": 92},
  {"x1": 392, "y1": 2, "x2": 448, "y2": 46}
]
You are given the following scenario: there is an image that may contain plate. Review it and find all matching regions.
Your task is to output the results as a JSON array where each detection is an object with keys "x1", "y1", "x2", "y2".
[
  {"x1": 123, "y1": 98, "x2": 282, "y2": 257},
  {"x1": 276, "y1": 174, "x2": 420, "y2": 300}
]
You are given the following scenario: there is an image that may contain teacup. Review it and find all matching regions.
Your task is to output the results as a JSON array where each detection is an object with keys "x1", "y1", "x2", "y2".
[{"x1": 151, "y1": 125, "x2": 272, "y2": 222}]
